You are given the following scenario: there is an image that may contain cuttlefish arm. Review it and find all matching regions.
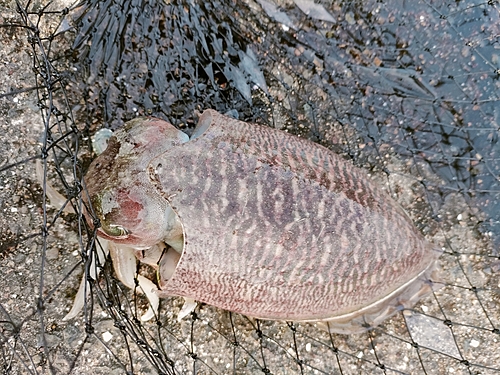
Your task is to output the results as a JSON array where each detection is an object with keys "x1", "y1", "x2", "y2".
[
  {"x1": 109, "y1": 243, "x2": 160, "y2": 321},
  {"x1": 35, "y1": 159, "x2": 75, "y2": 214},
  {"x1": 63, "y1": 238, "x2": 109, "y2": 320},
  {"x1": 62, "y1": 240, "x2": 161, "y2": 322},
  {"x1": 137, "y1": 244, "x2": 198, "y2": 321},
  {"x1": 178, "y1": 298, "x2": 197, "y2": 321}
]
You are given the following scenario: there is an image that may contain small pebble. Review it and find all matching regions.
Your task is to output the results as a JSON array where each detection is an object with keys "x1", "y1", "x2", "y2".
[
  {"x1": 345, "y1": 11, "x2": 355, "y2": 25},
  {"x1": 470, "y1": 339, "x2": 479, "y2": 348},
  {"x1": 102, "y1": 331, "x2": 113, "y2": 343}
]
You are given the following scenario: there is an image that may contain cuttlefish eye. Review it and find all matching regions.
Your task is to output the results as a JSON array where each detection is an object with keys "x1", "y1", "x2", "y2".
[
  {"x1": 90, "y1": 189, "x2": 134, "y2": 239},
  {"x1": 101, "y1": 223, "x2": 130, "y2": 238}
]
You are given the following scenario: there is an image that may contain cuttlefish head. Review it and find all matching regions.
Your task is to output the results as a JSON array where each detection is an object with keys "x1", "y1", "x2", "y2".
[{"x1": 83, "y1": 117, "x2": 189, "y2": 249}]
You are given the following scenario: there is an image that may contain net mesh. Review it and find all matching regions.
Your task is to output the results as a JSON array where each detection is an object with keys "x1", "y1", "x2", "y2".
[{"x1": 0, "y1": 0, "x2": 499, "y2": 374}]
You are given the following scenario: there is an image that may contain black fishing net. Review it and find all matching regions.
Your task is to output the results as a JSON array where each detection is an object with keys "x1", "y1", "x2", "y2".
[{"x1": 1, "y1": 0, "x2": 499, "y2": 373}]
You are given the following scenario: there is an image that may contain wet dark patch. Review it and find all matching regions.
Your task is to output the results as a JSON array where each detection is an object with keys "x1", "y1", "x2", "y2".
[{"x1": 71, "y1": 0, "x2": 260, "y2": 131}]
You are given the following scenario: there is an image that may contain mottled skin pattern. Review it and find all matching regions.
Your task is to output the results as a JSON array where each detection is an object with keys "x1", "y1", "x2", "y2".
[{"x1": 84, "y1": 109, "x2": 440, "y2": 333}]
